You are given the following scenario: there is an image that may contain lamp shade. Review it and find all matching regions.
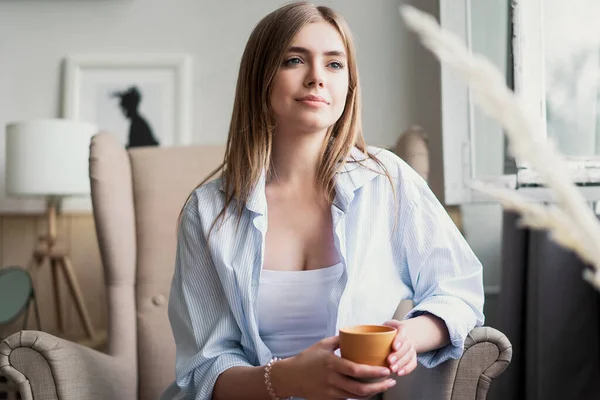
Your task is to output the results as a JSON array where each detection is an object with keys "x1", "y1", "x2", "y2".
[{"x1": 5, "y1": 119, "x2": 97, "y2": 197}]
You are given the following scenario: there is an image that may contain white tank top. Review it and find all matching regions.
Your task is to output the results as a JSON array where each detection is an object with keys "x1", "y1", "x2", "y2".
[{"x1": 257, "y1": 262, "x2": 344, "y2": 358}]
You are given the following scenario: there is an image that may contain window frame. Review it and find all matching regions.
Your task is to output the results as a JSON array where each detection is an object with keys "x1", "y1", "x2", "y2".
[{"x1": 440, "y1": 0, "x2": 600, "y2": 205}]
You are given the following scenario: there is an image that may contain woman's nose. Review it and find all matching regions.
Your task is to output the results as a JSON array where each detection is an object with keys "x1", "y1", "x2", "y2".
[{"x1": 304, "y1": 66, "x2": 325, "y2": 88}]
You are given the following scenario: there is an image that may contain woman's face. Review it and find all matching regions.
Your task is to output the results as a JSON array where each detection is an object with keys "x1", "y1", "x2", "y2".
[{"x1": 270, "y1": 21, "x2": 349, "y2": 134}]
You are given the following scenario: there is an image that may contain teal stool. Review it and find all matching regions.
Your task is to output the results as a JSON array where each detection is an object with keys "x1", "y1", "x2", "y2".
[{"x1": 0, "y1": 266, "x2": 41, "y2": 331}]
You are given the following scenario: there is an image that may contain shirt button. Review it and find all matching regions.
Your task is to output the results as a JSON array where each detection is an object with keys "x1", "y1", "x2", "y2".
[{"x1": 251, "y1": 279, "x2": 258, "y2": 287}]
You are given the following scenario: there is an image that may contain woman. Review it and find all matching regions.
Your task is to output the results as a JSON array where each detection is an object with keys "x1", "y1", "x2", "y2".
[{"x1": 163, "y1": 3, "x2": 484, "y2": 400}]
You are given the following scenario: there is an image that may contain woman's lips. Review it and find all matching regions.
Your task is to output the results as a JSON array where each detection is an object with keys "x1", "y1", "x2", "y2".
[{"x1": 296, "y1": 95, "x2": 329, "y2": 107}]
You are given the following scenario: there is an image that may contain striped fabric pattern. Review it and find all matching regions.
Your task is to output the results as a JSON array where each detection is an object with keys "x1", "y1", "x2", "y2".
[{"x1": 163, "y1": 147, "x2": 485, "y2": 399}]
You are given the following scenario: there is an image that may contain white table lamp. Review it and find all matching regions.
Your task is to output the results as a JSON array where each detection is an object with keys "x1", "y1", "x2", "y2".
[
  {"x1": 6, "y1": 119, "x2": 95, "y2": 198},
  {"x1": 4, "y1": 119, "x2": 102, "y2": 345}
]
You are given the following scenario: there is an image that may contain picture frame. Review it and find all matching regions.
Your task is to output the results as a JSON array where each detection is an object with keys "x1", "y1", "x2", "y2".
[
  {"x1": 62, "y1": 53, "x2": 193, "y2": 149},
  {"x1": 61, "y1": 53, "x2": 193, "y2": 211}
]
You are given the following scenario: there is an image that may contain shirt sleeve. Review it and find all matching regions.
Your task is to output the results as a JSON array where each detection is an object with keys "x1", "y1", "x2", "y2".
[
  {"x1": 398, "y1": 175, "x2": 485, "y2": 368},
  {"x1": 167, "y1": 193, "x2": 253, "y2": 399}
]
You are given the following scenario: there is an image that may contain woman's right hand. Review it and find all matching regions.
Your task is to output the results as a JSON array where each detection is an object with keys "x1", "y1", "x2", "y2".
[{"x1": 275, "y1": 336, "x2": 397, "y2": 399}]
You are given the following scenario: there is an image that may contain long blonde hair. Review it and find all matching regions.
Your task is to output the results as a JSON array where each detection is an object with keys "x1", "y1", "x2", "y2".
[{"x1": 184, "y1": 2, "x2": 391, "y2": 234}]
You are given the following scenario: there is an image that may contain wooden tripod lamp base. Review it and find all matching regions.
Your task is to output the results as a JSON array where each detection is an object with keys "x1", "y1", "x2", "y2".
[{"x1": 29, "y1": 197, "x2": 100, "y2": 346}]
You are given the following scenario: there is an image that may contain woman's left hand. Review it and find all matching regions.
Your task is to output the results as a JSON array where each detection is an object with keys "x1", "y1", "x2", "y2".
[{"x1": 383, "y1": 320, "x2": 418, "y2": 377}]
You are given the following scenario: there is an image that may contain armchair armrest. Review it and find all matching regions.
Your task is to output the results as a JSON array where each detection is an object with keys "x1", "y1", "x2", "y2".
[
  {"x1": 382, "y1": 326, "x2": 512, "y2": 400},
  {"x1": 453, "y1": 326, "x2": 512, "y2": 399},
  {"x1": 0, "y1": 330, "x2": 136, "y2": 400}
]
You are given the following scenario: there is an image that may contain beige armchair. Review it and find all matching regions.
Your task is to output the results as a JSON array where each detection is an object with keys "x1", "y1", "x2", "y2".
[{"x1": 0, "y1": 133, "x2": 512, "y2": 399}]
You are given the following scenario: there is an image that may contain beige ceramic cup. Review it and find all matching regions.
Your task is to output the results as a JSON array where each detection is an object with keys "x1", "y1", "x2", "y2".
[{"x1": 339, "y1": 325, "x2": 396, "y2": 368}]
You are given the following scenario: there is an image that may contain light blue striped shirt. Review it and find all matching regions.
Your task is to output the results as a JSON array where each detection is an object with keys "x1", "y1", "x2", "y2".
[{"x1": 163, "y1": 147, "x2": 484, "y2": 400}]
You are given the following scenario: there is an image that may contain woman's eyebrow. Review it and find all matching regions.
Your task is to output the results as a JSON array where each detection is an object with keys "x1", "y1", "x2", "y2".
[{"x1": 287, "y1": 46, "x2": 347, "y2": 58}]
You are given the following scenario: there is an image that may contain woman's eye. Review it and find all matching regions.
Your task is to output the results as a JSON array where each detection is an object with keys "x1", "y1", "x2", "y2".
[
  {"x1": 329, "y1": 61, "x2": 344, "y2": 70},
  {"x1": 284, "y1": 57, "x2": 303, "y2": 66}
]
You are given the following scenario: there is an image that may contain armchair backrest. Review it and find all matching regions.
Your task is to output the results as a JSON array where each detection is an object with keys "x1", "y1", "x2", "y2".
[{"x1": 90, "y1": 133, "x2": 225, "y2": 399}]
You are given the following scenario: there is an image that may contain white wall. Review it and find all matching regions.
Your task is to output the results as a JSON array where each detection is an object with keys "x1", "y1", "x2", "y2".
[
  {"x1": 0, "y1": 0, "x2": 439, "y2": 212},
  {"x1": 1, "y1": 0, "x2": 511, "y2": 313},
  {"x1": 1, "y1": 0, "x2": 506, "y2": 290}
]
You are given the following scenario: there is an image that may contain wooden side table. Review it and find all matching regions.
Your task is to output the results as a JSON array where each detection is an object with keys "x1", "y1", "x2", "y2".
[
  {"x1": 0, "y1": 266, "x2": 40, "y2": 332},
  {"x1": 0, "y1": 266, "x2": 35, "y2": 400}
]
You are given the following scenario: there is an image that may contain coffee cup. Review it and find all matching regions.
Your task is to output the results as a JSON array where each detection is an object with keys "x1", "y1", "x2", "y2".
[{"x1": 339, "y1": 324, "x2": 396, "y2": 368}]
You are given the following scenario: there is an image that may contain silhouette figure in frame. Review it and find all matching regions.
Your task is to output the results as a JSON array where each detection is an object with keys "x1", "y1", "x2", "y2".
[{"x1": 112, "y1": 86, "x2": 160, "y2": 148}]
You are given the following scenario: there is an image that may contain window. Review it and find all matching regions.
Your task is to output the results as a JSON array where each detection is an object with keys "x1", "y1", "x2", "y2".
[{"x1": 441, "y1": 0, "x2": 600, "y2": 204}]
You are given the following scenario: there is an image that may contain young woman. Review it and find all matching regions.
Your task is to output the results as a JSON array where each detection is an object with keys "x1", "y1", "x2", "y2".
[{"x1": 162, "y1": 3, "x2": 484, "y2": 400}]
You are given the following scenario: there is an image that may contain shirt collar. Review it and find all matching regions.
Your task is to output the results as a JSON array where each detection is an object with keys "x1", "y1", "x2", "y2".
[
  {"x1": 333, "y1": 146, "x2": 382, "y2": 213},
  {"x1": 220, "y1": 146, "x2": 383, "y2": 215}
]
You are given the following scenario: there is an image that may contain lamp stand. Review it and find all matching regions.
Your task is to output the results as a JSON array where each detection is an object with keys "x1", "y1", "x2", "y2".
[{"x1": 29, "y1": 197, "x2": 97, "y2": 344}]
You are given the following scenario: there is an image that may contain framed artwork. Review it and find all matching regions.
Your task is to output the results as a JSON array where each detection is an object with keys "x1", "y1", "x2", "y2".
[
  {"x1": 62, "y1": 53, "x2": 192, "y2": 149},
  {"x1": 61, "y1": 53, "x2": 193, "y2": 211}
]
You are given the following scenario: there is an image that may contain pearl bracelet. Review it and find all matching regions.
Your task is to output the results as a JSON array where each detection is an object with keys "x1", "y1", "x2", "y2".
[{"x1": 264, "y1": 357, "x2": 291, "y2": 400}]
